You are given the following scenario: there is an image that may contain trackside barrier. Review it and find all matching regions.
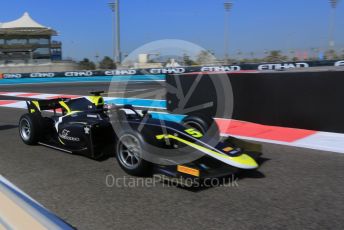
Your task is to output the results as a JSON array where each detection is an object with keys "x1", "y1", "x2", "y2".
[
  {"x1": 2, "y1": 60, "x2": 344, "y2": 79},
  {"x1": 0, "y1": 175, "x2": 74, "y2": 229},
  {"x1": 166, "y1": 70, "x2": 344, "y2": 133}
]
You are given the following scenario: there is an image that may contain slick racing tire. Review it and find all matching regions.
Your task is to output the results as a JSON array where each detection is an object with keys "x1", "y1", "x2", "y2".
[
  {"x1": 182, "y1": 115, "x2": 212, "y2": 135},
  {"x1": 182, "y1": 115, "x2": 220, "y2": 142},
  {"x1": 116, "y1": 131, "x2": 152, "y2": 176},
  {"x1": 19, "y1": 113, "x2": 41, "y2": 145}
]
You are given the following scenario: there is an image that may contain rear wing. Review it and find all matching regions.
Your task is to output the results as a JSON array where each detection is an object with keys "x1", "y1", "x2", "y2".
[{"x1": 26, "y1": 98, "x2": 71, "y2": 115}]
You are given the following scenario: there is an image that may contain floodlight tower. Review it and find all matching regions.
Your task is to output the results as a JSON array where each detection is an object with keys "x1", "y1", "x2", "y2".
[
  {"x1": 329, "y1": 0, "x2": 340, "y2": 50},
  {"x1": 224, "y1": 2, "x2": 233, "y2": 64},
  {"x1": 109, "y1": 0, "x2": 121, "y2": 65}
]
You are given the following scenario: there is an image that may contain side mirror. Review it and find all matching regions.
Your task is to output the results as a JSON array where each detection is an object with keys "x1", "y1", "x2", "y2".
[
  {"x1": 90, "y1": 91, "x2": 104, "y2": 96},
  {"x1": 142, "y1": 110, "x2": 152, "y2": 118}
]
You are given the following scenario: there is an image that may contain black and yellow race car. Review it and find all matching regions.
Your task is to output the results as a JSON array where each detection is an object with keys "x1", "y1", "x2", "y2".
[{"x1": 18, "y1": 91, "x2": 261, "y2": 181}]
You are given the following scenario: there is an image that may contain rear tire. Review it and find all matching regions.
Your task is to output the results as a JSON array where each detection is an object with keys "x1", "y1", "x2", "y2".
[
  {"x1": 116, "y1": 131, "x2": 152, "y2": 176},
  {"x1": 19, "y1": 113, "x2": 41, "y2": 145}
]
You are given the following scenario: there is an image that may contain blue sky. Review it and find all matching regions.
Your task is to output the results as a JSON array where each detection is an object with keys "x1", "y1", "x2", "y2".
[{"x1": 0, "y1": 0, "x2": 343, "y2": 60}]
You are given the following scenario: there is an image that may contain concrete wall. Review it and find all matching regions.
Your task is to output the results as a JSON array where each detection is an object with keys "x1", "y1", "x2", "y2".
[
  {"x1": 166, "y1": 70, "x2": 344, "y2": 133},
  {"x1": 0, "y1": 61, "x2": 79, "y2": 73}
]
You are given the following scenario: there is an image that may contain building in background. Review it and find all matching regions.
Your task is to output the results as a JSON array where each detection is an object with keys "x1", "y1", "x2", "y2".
[
  {"x1": 0, "y1": 12, "x2": 62, "y2": 64},
  {"x1": 0, "y1": 12, "x2": 78, "y2": 73}
]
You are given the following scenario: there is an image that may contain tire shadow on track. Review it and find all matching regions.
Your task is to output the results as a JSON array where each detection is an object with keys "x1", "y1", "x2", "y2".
[
  {"x1": 0, "y1": 124, "x2": 18, "y2": 131},
  {"x1": 236, "y1": 157, "x2": 270, "y2": 179},
  {"x1": 158, "y1": 157, "x2": 270, "y2": 193}
]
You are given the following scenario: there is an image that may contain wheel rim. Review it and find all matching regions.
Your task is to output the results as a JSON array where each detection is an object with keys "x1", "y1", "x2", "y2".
[
  {"x1": 183, "y1": 121, "x2": 206, "y2": 135},
  {"x1": 118, "y1": 134, "x2": 142, "y2": 169},
  {"x1": 20, "y1": 118, "x2": 31, "y2": 141}
]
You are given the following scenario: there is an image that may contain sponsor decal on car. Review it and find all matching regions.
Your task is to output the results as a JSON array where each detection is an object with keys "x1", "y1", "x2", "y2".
[
  {"x1": 222, "y1": 146, "x2": 234, "y2": 152},
  {"x1": 59, "y1": 129, "x2": 80, "y2": 142},
  {"x1": 177, "y1": 165, "x2": 200, "y2": 177},
  {"x1": 184, "y1": 128, "x2": 203, "y2": 138},
  {"x1": 84, "y1": 126, "x2": 90, "y2": 134}
]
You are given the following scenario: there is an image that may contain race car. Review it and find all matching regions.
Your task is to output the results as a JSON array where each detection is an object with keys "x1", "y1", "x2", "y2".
[{"x1": 18, "y1": 91, "x2": 261, "y2": 180}]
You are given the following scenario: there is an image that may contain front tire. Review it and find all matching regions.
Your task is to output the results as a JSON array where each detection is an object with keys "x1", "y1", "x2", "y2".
[
  {"x1": 182, "y1": 115, "x2": 220, "y2": 143},
  {"x1": 182, "y1": 115, "x2": 212, "y2": 135},
  {"x1": 19, "y1": 113, "x2": 41, "y2": 145},
  {"x1": 116, "y1": 131, "x2": 151, "y2": 176}
]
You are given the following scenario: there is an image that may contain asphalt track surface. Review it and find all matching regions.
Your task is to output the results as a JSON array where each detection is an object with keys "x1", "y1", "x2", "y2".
[{"x1": 0, "y1": 81, "x2": 344, "y2": 230}]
